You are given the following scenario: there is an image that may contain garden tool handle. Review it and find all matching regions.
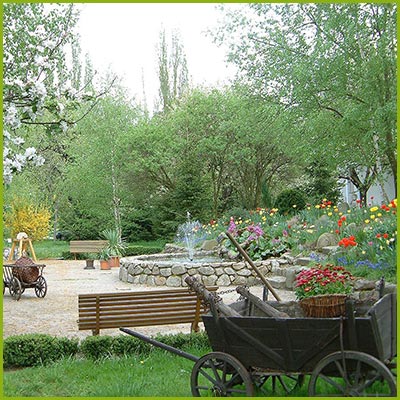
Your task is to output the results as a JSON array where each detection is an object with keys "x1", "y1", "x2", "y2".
[{"x1": 226, "y1": 231, "x2": 281, "y2": 302}]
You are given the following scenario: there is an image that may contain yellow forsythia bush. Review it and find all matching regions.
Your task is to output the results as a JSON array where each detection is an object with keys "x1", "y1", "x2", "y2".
[{"x1": 4, "y1": 197, "x2": 51, "y2": 240}]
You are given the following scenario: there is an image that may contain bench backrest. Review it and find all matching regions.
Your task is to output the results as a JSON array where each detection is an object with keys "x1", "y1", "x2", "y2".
[
  {"x1": 78, "y1": 287, "x2": 218, "y2": 334},
  {"x1": 70, "y1": 240, "x2": 109, "y2": 254}
]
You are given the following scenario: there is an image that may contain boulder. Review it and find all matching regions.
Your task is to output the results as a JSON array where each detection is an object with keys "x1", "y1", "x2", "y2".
[
  {"x1": 216, "y1": 274, "x2": 231, "y2": 286},
  {"x1": 354, "y1": 278, "x2": 376, "y2": 291},
  {"x1": 201, "y1": 239, "x2": 218, "y2": 251},
  {"x1": 171, "y1": 265, "x2": 186, "y2": 275},
  {"x1": 163, "y1": 243, "x2": 185, "y2": 253},
  {"x1": 154, "y1": 276, "x2": 167, "y2": 286},
  {"x1": 199, "y1": 266, "x2": 214, "y2": 276},
  {"x1": 160, "y1": 267, "x2": 172, "y2": 277},
  {"x1": 224, "y1": 267, "x2": 236, "y2": 275},
  {"x1": 237, "y1": 269, "x2": 252, "y2": 276},
  {"x1": 202, "y1": 275, "x2": 217, "y2": 286},
  {"x1": 166, "y1": 276, "x2": 182, "y2": 287},
  {"x1": 316, "y1": 233, "x2": 337, "y2": 249},
  {"x1": 295, "y1": 257, "x2": 312, "y2": 266}
]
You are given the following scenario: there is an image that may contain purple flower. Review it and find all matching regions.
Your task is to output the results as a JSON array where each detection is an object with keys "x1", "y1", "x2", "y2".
[
  {"x1": 247, "y1": 224, "x2": 264, "y2": 238},
  {"x1": 228, "y1": 217, "x2": 237, "y2": 236}
]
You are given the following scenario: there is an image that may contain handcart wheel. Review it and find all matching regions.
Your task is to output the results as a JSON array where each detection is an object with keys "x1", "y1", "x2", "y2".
[
  {"x1": 9, "y1": 277, "x2": 22, "y2": 301},
  {"x1": 34, "y1": 276, "x2": 47, "y2": 298},
  {"x1": 254, "y1": 373, "x2": 304, "y2": 395},
  {"x1": 308, "y1": 350, "x2": 397, "y2": 397},
  {"x1": 191, "y1": 351, "x2": 254, "y2": 397}
]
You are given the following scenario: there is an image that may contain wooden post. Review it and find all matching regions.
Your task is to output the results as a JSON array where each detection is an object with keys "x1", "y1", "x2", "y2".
[
  {"x1": 94, "y1": 296, "x2": 100, "y2": 335},
  {"x1": 191, "y1": 298, "x2": 202, "y2": 333},
  {"x1": 226, "y1": 231, "x2": 281, "y2": 301},
  {"x1": 7, "y1": 238, "x2": 37, "y2": 262}
]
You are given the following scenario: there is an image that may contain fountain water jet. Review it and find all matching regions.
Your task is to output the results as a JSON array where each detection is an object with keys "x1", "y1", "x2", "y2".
[{"x1": 175, "y1": 212, "x2": 206, "y2": 261}]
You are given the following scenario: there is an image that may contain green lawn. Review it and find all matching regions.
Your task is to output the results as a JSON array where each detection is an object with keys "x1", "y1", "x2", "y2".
[
  {"x1": 4, "y1": 348, "x2": 204, "y2": 397},
  {"x1": 20, "y1": 239, "x2": 167, "y2": 260}
]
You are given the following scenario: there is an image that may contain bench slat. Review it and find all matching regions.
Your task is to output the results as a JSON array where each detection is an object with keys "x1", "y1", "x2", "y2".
[
  {"x1": 78, "y1": 295, "x2": 201, "y2": 307},
  {"x1": 79, "y1": 303, "x2": 206, "y2": 319},
  {"x1": 70, "y1": 240, "x2": 109, "y2": 253}
]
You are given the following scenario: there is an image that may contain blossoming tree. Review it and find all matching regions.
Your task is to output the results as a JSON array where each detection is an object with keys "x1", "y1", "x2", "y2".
[{"x1": 3, "y1": 3, "x2": 110, "y2": 185}]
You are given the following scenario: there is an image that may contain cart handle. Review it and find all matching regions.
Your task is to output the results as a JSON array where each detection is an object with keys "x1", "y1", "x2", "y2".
[{"x1": 120, "y1": 327, "x2": 200, "y2": 363}]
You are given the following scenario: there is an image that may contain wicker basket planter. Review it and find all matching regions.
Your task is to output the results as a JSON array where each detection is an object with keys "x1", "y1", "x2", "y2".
[
  {"x1": 299, "y1": 294, "x2": 347, "y2": 318},
  {"x1": 12, "y1": 256, "x2": 40, "y2": 283}
]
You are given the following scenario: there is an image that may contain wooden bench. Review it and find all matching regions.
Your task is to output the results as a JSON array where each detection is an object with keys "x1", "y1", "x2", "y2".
[
  {"x1": 78, "y1": 287, "x2": 218, "y2": 335},
  {"x1": 70, "y1": 240, "x2": 109, "y2": 258}
]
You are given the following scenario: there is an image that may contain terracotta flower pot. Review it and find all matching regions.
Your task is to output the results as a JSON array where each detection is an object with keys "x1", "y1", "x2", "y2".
[
  {"x1": 108, "y1": 256, "x2": 120, "y2": 268},
  {"x1": 100, "y1": 259, "x2": 111, "y2": 270}
]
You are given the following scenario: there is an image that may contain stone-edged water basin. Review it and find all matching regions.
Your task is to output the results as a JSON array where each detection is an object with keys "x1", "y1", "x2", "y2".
[{"x1": 119, "y1": 251, "x2": 269, "y2": 287}]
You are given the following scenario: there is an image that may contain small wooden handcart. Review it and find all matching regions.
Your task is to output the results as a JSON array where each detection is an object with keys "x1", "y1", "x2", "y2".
[
  {"x1": 121, "y1": 283, "x2": 397, "y2": 397},
  {"x1": 3, "y1": 256, "x2": 47, "y2": 301}
]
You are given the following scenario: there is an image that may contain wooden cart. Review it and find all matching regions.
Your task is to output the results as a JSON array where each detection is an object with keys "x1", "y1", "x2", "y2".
[
  {"x1": 121, "y1": 290, "x2": 396, "y2": 397},
  {"x1": 3, "y1": 257, "x2": 47, "y2": 301}
]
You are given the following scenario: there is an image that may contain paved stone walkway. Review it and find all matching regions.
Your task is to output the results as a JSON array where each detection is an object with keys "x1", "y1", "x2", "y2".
[{"x1": 2, "y1": 259, "x2": 295, "y2": 340}]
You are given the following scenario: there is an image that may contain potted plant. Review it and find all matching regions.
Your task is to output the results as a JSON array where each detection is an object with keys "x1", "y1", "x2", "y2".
[
  {"x1": 98, "y1": 248, "x2": 111, "y2": 270},
  {"x1": 84, "y1": 253, "x2": 96, "y2": 270},
  {"x1": 101, "y1": 229, "x2": 127, "y2": 268},
  {"x1": 294, "y1": 263, "x2": 354, "y2": 318}
]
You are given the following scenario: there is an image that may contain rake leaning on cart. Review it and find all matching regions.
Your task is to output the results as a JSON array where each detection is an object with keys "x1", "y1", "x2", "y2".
[{"x1": 3, "y1": 256, "x2": 47, "y2": 301}]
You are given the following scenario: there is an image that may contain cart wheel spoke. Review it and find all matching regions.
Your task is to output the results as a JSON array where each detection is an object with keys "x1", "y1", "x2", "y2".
[
  {"x1": 277, "y1": 375, "x2": 295, "y2": 393},
  {"x1": 9, "y1": 277, "x2": 22, "y2": 301},
  {"x1": 253, "y1": 373, "x2": 303, "y2": 395},
  {"x1": 191, "y1": 352, "x2": 254, "y2": 397},
  {"x1": 34, "y1": 276, "x2": 47, "y2": 298},
  {"x1": 309, "y1": 351, "x2": 397, "y2": 397},
  {"x1": 318, "y1": 373, "x2": 346, "y2": 393}
]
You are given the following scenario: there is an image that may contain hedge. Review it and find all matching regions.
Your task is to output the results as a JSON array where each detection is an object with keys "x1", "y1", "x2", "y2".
[
  {"x1": 3, "y1": 334, "x2": 79, "y2": 367},
  {"x1": 3, "y1": 332, "x2": 210, "y2": 367}
]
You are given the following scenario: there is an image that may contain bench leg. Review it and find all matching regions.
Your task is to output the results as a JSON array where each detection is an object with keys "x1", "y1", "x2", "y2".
[
  {"x1": 191, "y1": 299, "x2": 202, "y2": 333},
  {"x1": 92, "y1": 328, "x2": 100, "y2": 336},
  {"x1": 191, "y1": 321, "x2": 200, "y2": 333}
]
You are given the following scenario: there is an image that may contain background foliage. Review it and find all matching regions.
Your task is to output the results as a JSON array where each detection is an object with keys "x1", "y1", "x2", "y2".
[{"x1": 3, "y1": 3, "x2": 396, "y2": 243}]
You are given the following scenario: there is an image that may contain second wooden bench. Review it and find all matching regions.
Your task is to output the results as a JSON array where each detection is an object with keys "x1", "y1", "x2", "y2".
[
  {"x1": 78, "y1": 287, "x2": 218, "y2": 335},
  {"x1": 70, "y1": 240, "x2": 109, "y2": 259}
]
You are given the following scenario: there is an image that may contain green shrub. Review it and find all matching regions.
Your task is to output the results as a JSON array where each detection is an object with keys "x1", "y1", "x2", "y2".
[
  {"x1": 125, "y1": 245, "x2": 164, "y2": 256},
  {"x1": 274, "y1": 188, "x2": 308, "y2": 215},
  {"x1": 57, "y1": 337, "x2": 80, "y2": 357},
  {"x1": 61, "y1": 251, "x2": 89, "y2": 260},
  {"x1": 3, "y1": 332, "x2": 209, "y2": 367},
  {"x1": 3, "y1": 334, "x2": 77, "y2": 367},
  {"x1": 153, "y1": 332, "x2": 209, "y2": 350},
  {"x1": 80, "y1": 336, "x2": 114, "y2": 360},
  {"x1": 224, "y1": 207, "x2": 252, "y2": 221},
  {"x1": 111, "y1": 335, "x2": 152, "y2": 357}
]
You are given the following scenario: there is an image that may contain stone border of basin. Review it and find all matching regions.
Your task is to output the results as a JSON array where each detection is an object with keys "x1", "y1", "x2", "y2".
[
  {"x1": 119, "y1": 251, "x2": 295, "y2": 288},
  {"x1": 119, "y1": 251, "x2": 396, "y2": 302}
]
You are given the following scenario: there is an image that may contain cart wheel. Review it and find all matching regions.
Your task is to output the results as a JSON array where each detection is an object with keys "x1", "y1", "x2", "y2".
[
  {"x1": 255, "y1": 373, "x2": 304, "y2": 395},
  {"x1": 34, "y1": 276, "x2": 47, "y2": 298},
  {"x1": 9, "y1": 277, "x2": 22, "y2": 301},
  {"x1": 191, "y1": 352, "x2": 254, "y2": 397},
  {"x1": 308, "y1": 350, "x2": 397, "y2": 397}
]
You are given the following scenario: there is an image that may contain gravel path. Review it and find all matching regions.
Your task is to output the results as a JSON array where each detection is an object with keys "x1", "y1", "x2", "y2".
[{"x1": 2, "y1": 259, "x2": 295, "y2": 340}]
